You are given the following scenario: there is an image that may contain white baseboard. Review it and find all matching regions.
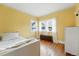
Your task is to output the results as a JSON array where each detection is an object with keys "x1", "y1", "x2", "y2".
[
  {"x1": 53, "y1": 39, "x2": 64, "y2": 44},
  {"x1": 58, "y1": 40, "x2": 64, "y2": 44}
]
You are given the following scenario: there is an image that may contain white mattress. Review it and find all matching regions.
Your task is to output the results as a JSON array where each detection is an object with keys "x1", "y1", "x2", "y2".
[{"x1": 0, "y1": 37, "x2": 32, "y2": 50}]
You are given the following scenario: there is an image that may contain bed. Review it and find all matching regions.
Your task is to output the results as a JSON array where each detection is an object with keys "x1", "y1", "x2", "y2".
[{"x1": 0, "y1": 32, "x2": 40, "y2": 56}]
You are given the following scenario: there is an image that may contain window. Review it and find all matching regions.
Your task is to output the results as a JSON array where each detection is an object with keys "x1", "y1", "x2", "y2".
[
  {"x1": 47, "y1": 18, "x2": 56, "y2": 32},
  {"x1": 31, "y1": 18, "x2": 56, "y2": 33},
  {"x1": 31, "y1": 20, "x2": 37, "y2": 32},
  {"x1": 39, "y1": 21, "x2": 47, "y2": 32}
]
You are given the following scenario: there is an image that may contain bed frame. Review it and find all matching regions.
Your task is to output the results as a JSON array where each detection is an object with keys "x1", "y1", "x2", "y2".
[{"x1": 2, "y1": 40, "x2": 40, "y2": 56}]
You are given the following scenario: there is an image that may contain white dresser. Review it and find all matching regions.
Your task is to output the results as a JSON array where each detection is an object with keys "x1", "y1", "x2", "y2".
[{"x1": 65, "y1": 27, "x2": 79, "y2": 55}]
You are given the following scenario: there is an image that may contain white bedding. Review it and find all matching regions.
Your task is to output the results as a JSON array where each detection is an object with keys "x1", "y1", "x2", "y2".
[{"x1": 0, "y1": 37, "x2": 32, "y2": 50}]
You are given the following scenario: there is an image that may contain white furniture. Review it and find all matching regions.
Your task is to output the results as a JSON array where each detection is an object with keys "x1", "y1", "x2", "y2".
[
  {"x1": 0, "y1": 32, "x2": 40, "y2": 56},
  {"x1": 2, "y1": 39, "x2": 40, "y2": 56},
  {"x1": 64, "y1": 27, "x2": 79, "y2": 55}
]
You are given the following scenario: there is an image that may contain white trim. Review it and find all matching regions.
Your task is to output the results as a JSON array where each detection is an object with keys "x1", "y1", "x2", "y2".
[
  {"x1": 53, "y1": 38, "x2": 64, "y2": 44},
  {"x1": 53, "y1": 40, "x2": 58, "y2": 43},
  {"x1": 58, "y1": 40, "x2": 64, "y2": 44}
]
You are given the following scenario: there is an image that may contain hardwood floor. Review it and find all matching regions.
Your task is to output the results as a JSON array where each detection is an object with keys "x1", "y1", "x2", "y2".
[{"x1": 40, "y1": 40, "x2": 65, "y2": 56}]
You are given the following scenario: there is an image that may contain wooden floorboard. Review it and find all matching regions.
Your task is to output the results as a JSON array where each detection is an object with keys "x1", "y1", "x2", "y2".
[{"x1": 40, "y1": 40, "x2": 74, "y2": 56}]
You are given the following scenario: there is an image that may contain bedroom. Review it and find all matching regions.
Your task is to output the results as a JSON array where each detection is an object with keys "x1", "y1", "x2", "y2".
[{"x1": 0, "y1": 3, "x2": 78, "y2": 56}]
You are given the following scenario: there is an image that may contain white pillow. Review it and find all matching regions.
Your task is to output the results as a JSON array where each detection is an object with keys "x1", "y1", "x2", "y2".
[{"x1": 2, "y1": 32, "x2": 19, "y2": 40}]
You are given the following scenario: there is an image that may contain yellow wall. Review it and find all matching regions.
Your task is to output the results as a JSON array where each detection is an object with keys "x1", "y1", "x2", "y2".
[
  {"x1": 74, "y1": 4, "x2": 79, "y2": 26},
  {"x1": 0, "y1": 5, "x2": 37, "y2": 38},
  {"x1": 0, "y1": 4, "x2": 76, "y2": 41},
  {"x1": 38, "y1": 7, "x2": 75, "y2": 41}
]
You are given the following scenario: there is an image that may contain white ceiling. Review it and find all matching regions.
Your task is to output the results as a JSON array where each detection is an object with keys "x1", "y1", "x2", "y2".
[{"x1": 3, "y1": 3, "x2": 75, "y2": 16}]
